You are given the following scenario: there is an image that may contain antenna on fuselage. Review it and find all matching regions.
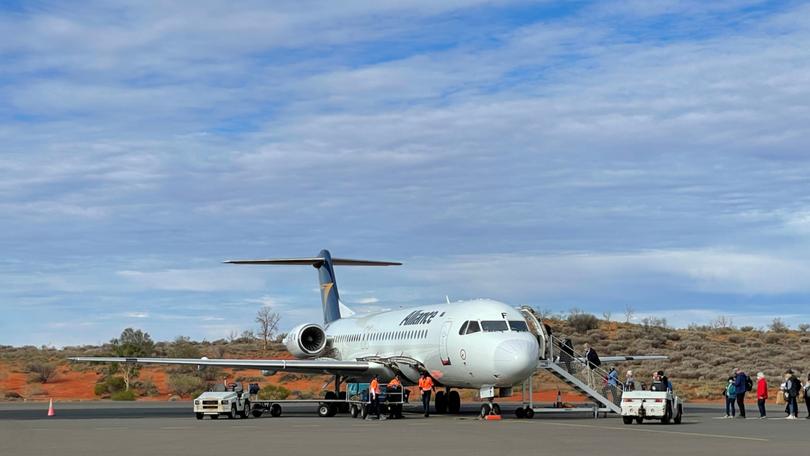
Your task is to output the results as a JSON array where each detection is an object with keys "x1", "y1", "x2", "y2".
[{"x1": 445, "y1": 295, "x2": 451, "y2": 305}]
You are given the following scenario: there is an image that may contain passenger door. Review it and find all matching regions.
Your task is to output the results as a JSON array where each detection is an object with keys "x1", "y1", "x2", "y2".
[{"x1": 439, "y1": 321, "x2": 452, "y2": 366}]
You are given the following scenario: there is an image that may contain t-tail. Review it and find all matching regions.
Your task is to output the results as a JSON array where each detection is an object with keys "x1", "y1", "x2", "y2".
[{"x1": 224, "y1": 249, "x2": 401, "y2": 324}]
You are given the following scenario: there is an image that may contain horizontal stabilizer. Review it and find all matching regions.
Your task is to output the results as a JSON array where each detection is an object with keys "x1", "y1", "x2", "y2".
[{"x1": 224, "y1": 257, "x2": 401, "y2": 266}]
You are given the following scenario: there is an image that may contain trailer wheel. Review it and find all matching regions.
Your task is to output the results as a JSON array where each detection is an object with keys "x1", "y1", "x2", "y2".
[
  {"x1": 270, "y1": 403, "x2": 282, "y2": 417},
  {"x1": 195, "y1": 413, "x2": 204, "y2": 420},
  {"x1": 622, "y1": 416, "x2": 633, "y2": 425},
  {"x1": 360, "y1": 405, "x2": 369, "y2": 420},
  {"x1": 515, "y1": 407, "x2": 526, "y2": 419},
  {"x1": 252, "y1": 409, "x2": 264, "y2": 418},
  {"x1": 350, "y1": 404, "x2": 359, "y2": 418},
  {"x1": 674, "y1": 404, "x2": 682, "y2": 424},
  {"x1": 524, "y1": 408, "x2": 534, "y2": 419},
  {"x1": 318, "y1": 404, "x2": 332, "y2": 417}
]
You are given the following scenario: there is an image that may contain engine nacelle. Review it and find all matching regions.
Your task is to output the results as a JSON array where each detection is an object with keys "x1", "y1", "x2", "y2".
[{"x1": 284, "y1": 323, "x2": 328, "y2": 358}]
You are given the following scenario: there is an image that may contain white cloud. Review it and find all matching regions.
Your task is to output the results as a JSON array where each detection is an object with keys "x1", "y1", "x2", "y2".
[{"x1": 116, "y1": 268, "x2": 266, "y2": 292}]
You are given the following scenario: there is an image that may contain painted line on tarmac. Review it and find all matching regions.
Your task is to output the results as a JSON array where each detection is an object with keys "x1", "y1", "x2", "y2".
[
  {"x1": 524, "y1": 421, "x2": 770, "y2": 442},
  {"x1": 292, "y1": 424, "x2": 321, "y2": 428},
  {"x1": 160, "y1": 427, "x2": 192, "y2": 430}
]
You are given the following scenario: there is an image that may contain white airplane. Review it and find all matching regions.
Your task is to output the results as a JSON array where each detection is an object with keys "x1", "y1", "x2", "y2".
[{"x1": 71, "y1": 249, "x2": 660, "y2": 416}]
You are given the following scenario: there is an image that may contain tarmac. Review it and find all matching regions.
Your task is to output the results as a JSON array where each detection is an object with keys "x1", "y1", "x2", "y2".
[{"x1": 1, "y1": 401, "x2": 807, "y2": 456}]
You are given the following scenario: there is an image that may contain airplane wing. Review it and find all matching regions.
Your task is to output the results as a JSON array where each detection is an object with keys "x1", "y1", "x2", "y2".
[{"x1": 69, "y1": 357, "x2": 371, "y2": 375}]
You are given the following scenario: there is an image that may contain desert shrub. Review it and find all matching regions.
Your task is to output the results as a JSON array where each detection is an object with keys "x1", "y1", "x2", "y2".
[
  {"x1": 764, "y1": 334, "x2": 780, "y2": 344},
  {"x1": 258, "y1": 384, "x2": 290, "y2": 400},
  {"x1": 616, "y1": 330, "x2": 634, "y2": 340},
  {"x1": 111, "y1": 390, "x2": 136, "y2": 401},
  {"x1": 167, "y1": 374, "x2": 204, "y2": 397},
  {"x1": 769, "y1": 318, "x2": 789, "y2": 333},
  {"x1": 26, "y1": 362, "x2": 57, "y2": 383},
  {"x1": 568, "y1": 313, "x2": 599, "y2": 333},
  {"x1": 588, "y1": 331, "x2": 607, "y2": 342},
  {"x1": 800, "y1": 337, "x2": 810, "y2": 344},
  {"x1": 665, "y1": 332, "x2": 681, "y2": 341},
  {"x1": 739, "y1": 326, "x2": 755, "y2": 332},
  {"x1": 94, "y1": 383, "x2": 109, "y2": 396},
  {"x1": 798, "y1": 323, "x2": 810, "y2": 333},
  {"x1": 134, "y1": 380, "x2": 160, "y2": 397},
  {"x1": 4, "y1": 391, "x2": 22, "y2": 399},
  {"x1": 728, "y1": 335, "x2": 744, "y2": 344}
]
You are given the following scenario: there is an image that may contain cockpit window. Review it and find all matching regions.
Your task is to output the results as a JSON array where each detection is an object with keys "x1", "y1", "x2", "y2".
[
  {"x1": 508, "y1": 320, "x2": 529, "y2": 332},
  {"x1": 481, "y1": 320, "x2": 508, "y2": 332},
  {"x1": 466, "y1": 320, "x2": 481, "y2": 334},
  {"x1": 458, "y1": 321, "x2": 469, "y2": 335}
]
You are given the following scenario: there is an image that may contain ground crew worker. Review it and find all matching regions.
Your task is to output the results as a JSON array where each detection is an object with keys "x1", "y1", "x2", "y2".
[
  {"x1": 368, "y1": 375, "x2": 383, "y2": 420},
  {"x1": 418, "y1": 372, "x2": 435, "y2": 417},
  {"x1": 387, "y1": 375, "x2": 403, "y2": 419}
]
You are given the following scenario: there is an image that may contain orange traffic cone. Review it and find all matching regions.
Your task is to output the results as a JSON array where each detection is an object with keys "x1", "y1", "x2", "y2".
[{"x1": 47, "y1": 398, "x2": 55, "y2": 417}]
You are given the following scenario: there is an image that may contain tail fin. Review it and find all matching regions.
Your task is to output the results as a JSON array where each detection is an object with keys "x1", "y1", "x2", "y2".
[{"x1": 225, "y1": 249, "x2": 400, "y2": 324}]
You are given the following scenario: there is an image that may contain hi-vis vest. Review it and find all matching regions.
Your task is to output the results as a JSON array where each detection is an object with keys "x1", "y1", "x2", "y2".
[
  {"x1": 370, "y1": 379, "x2": 380, "y2": 397},
  {"x1": 418, "y1": 376, "x2": 433, "y2": 391}
]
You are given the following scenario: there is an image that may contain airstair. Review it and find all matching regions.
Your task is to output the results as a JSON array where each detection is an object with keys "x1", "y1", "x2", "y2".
[{"x1": 518, "y1": 307, "x2": 622, "y2": 416}]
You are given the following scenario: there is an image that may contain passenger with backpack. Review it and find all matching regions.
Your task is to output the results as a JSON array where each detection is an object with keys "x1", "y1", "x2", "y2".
[
  {"x1": 733, "y1": 368, "x2": 751, "y2": 418},
  {"x1": 784, "y1": 370, "x2": 800, "y2": 419}
]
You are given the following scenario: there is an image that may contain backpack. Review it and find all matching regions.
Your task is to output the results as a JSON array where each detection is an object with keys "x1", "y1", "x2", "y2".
[
  {"x1": 789, "y1": 377, "x2": 801, "y2": 397},
  {"x1": 745, "y1": 376, "x2": 753, "y2": 392}
]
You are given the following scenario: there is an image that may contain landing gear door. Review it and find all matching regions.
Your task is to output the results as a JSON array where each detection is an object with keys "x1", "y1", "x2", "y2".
[
  {"x1": 439, "y1": 320, "x2": 452, "y2": 366},
  {"x1": 518, "y1": 307, "x2": 547, "y2": 359}
]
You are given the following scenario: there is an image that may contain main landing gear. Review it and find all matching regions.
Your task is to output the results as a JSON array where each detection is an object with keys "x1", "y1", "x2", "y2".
[{"x1": 435, "y1": 389, "x2": 462, "y2": 414}]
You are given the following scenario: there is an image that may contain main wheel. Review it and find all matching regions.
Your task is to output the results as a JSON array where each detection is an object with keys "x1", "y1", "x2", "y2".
[
  {"x1": 448, "y1": 391, "x2": 461, "y2": 414},
  {"x1": 480, "y1": 403, "x2": 492, "y2": 418},
  {"x1": 622, "y1": 416, "x2": 633, "y2": 425},
  {"x1": 674, "y1": 404, "x2": 683, "y2": 424},
  {"x1": 270, "y1": 403, "x2": 282, "y2": 417},
  {"x1": 524, "y1": 407, "x2": 534, "y2": 419},
  {"x1": 491, "y1": 403, "x2": 501, "y2": 415},
  {"x1": 195, "y1": 413, "x2": 204, "y2": 420},
  {"x1": 515, "y1": 407, "x2": 526, "y2": 419},
  {"x1": 435, "y1": 391, "x2": 447, "y2": 414}
]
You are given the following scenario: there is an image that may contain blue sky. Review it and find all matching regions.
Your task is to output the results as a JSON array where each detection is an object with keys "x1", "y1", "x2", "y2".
[{"x1": 2, "y1": 0, "x2": 809, "y2": 346}]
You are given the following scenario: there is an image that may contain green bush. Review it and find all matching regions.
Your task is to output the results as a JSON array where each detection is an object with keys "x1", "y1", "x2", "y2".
[
  {"x1": 258, "y1": 384, "x2": 290, "y2": 400},
  {"x1": 167, "y1": 374, "x2": 204, "y2": 397},
  {"x1": 94, "y1": 383, "x2": 109, "y2": 396},
  {"x1": 567, "y1": 313, "x2": 599, "y2": 333},
  {"x1": 111, "y1": 390, "x2": 136, "y2": 401}
]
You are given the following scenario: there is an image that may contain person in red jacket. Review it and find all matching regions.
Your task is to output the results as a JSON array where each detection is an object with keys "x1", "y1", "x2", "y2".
[{"x1": 756, "y1": 372, "x2": 768, "y2": 418}]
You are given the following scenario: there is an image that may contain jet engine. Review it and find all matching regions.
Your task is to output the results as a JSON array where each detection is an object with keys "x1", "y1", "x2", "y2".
[{"x1": 284, "y1": 323, "x2": 328, "y2": 358}]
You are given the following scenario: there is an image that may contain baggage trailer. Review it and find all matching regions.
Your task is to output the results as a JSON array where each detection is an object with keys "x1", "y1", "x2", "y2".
[{"x1": 247, "y1": 382, "x2": 406, "y2": 419}]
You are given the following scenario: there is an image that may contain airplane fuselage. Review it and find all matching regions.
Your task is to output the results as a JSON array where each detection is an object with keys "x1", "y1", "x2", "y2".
[{"x1": 321, "y1": 299, "x2": 539, "y2": 389}]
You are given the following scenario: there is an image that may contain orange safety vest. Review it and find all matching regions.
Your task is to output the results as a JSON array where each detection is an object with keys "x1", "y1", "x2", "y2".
[
  {"x1": 418, "y1": 376, "x2": 433, "y2": 391},
  {"x1": 370, "y1": 378, "x2": 380, "y2": 395},
  {"x1": 387, "y1": 377, "x2": 401, "y2": 388}
]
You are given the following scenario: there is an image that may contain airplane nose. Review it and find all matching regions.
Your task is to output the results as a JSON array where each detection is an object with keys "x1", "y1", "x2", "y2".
[{"x1": 493, "y1": 339, "x2": 538, "y2": 381}]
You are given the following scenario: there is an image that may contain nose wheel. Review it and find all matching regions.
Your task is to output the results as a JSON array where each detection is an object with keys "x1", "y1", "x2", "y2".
[{"x1": 480, "y1": 402, "x2": 501, "y2": 417}]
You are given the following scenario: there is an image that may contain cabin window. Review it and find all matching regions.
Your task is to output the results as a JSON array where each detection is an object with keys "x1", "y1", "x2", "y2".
[
  {"x1": 458, "y1": 321, "x2": 469, "y2": 335},
  {"x1": 481, "y1": 320, "x2": 508, "y2": 332},
  {"x1": 465, "y1": 321, "x2": 481, "y2": 334},
  {"x1": 509, "y1": 320, "x2": 529, "y2": 332}
]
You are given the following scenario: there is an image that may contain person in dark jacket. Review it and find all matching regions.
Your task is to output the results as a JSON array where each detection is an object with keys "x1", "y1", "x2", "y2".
[
  {"x1": 803, "y1": 373, "x2": 810, "y2": 419},
  {"x1": 733, "y1": 368, "x2": 748, "y2": 418},
  {"x1": 583, "y1": 343, "x2": 601, "y2": 388},
  {"x1": 559, "y1": 338, "x2": 575, "y2": 374},
  {"x1": 784, "y1": 370, "x2": 800, "y2": 419}
]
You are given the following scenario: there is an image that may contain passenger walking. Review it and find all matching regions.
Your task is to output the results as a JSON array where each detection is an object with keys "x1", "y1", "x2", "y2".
[
  {"x1": 607, "y1": 367, "x2": 620, "y2": 405},
  {"x1": 624, "y1": 370, "x2": 636, "y2": 392},
  {"x1": 756, "y1": 372, "x2": 768, "y2": 419},
  {"x1": 583, "y1": 343, "x2": 601, "y2": 388},
  {"x1": 784, "y1": 370, "x2": 800, "y2": 419},
  {"x1": 803, "y1": 374, "x2": 810, "y2": 419},
  {"x1": 418, "y1": 372, "x2": 435, "y2": 417},
  {"x1": 559, "y1": 338, "x2": 575, "y2": 374},
  {"x1": 724, "y1": 377, "x2": 737, "y2": 418},
  {"x1": 733, "y1": 368, "x2": 750, "y2": 418}
]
